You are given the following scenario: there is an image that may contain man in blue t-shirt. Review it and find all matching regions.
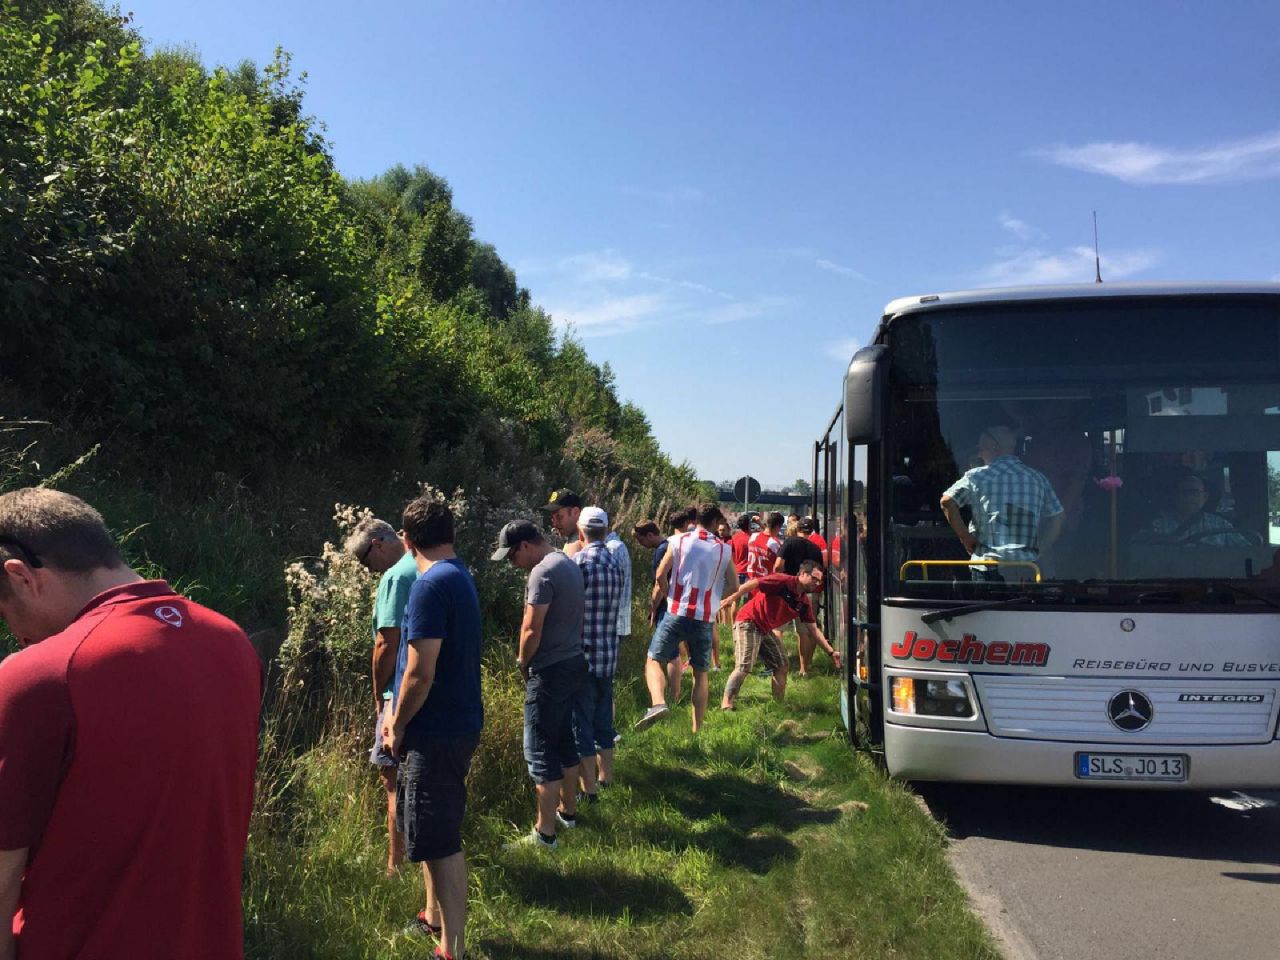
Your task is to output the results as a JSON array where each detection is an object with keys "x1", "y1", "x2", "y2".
[
  {"x1": 384, "y1": 497, "x2": 483, "y2": 960},
  {"x1": 346, "y1": 517, "x2": 416, "y2": 875}
]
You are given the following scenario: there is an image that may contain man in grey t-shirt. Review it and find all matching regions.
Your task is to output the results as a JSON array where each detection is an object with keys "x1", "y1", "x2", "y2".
[{"x1": 492, "y1": 520, "x2": 587, "y2": 849}]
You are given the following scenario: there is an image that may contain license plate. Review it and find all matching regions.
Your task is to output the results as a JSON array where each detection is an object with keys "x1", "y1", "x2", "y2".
[{"x1": 1075, "y1": 753, "x2": 1187, "y2": 782}]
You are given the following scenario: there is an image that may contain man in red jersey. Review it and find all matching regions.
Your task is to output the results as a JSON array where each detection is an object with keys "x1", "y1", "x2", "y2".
[
  {"x1": 0, "y1": 488, "x2": 262, "y2": 960},
  {"x1": 717, "y1": 560, "x2": 841, "y2": 710},
  {"x1": 745, "y1": 512, "x2": 783, "y2": 580}
]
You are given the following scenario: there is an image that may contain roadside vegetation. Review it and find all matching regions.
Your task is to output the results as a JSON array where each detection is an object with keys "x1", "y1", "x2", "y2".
[
  {"x1": 1, "y1": 5, "x2": 999, "y2": 958},
  {"x1": 247, "y1": 610, "x2": 999, "y2": 960}
]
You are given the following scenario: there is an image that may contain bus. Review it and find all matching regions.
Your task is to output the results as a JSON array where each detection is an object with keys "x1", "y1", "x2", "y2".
[{"x1": 814, "y1": 282, "x2": 1280, "y2": 787}]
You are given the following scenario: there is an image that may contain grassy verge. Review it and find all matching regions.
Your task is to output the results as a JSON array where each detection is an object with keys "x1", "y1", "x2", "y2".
[{"x1": 244, "y1": 624, "x2": 998, "y2": 960}]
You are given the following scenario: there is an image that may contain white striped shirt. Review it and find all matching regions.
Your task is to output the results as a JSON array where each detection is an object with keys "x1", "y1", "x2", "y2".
[{"x1": 666, "y1": 528, "x2": 733, "y2": 622}]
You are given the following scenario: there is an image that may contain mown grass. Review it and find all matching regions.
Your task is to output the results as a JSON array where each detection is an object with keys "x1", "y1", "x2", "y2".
[{"x1": 244, "y1": 626, "x2": 999, "y2": 960}]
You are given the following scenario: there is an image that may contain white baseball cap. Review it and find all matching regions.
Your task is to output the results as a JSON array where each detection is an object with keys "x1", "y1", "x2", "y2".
[{"x1": 578, "y1": 506, "x2": 609, "y2": 530}]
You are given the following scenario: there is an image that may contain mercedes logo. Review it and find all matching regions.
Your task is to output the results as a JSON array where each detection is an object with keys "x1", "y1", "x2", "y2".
[{"x1": 1108, "y1": 690, "x2": 1153, "y2": 732}]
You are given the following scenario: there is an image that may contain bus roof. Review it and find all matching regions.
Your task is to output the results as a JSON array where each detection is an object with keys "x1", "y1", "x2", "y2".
[{"x1": 881, "y1": 281, "x2": 1280, "y2": 322}]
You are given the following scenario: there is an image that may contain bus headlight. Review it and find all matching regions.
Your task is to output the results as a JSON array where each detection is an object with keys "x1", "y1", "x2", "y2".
[{"x1": 890, "y1": 675, "x2": 974, "y2": 718}]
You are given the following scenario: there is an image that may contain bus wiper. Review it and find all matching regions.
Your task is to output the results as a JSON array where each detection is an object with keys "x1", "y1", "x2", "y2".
[
  {"x1": 921, "y1": 591, "x2": 1063, "y2": 625},
  {"x1": 1213, "y1": 581, "x2": 1280, "y2": 611}
]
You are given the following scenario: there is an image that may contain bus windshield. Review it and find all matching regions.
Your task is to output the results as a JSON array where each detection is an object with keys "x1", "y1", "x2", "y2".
[{"x1": 884, "y1": 295, "x2": 1280, "y2": 605}]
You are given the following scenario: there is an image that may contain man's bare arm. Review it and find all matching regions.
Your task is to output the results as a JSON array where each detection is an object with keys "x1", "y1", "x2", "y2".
[
  {"x1": 372, "y1": 626, "x2": 399, "y2": 709},
  {"x1": 939, "y1": 494, "x2": 976, "y2": 554},
  {"x1": 720, "y1": 578, "x2": 760, "y2": 611},
  {"x1": 519, "y1": 603, "x2": 549, "y2": 676},
  {"x1": 386, "y1": 636, "x2": 442, "y2": 756},
  {"x1": 650, "y1": 547, "x2": 674, "y2": 623},
  {"x1": 800, "y1": 621, "x2": 841, "y2": 667},
  {"x1": 1040, "y1": 512, "x2": 1065, "y2": 554},
  {"x1": 0, "y1": 847, "x2": 25, "y2": 960}
]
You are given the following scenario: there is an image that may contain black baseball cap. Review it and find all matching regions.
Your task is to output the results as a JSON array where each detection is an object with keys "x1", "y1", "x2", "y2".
[
  {"x1": 539, "y1": 488, "x2": 582, "y2": 512},
  {"x1": 491, "y1": 519, "x2": 541, "y2": 560}
]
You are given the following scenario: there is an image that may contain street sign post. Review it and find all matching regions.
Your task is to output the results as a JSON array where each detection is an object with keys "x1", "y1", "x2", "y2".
[{"x1": 733, "y1": 474, "x2": 761, "y2": 505}]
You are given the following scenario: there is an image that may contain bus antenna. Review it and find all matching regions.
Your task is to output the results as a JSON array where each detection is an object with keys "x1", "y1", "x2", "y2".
[{"x1": 1093, "y1": 211, "x2": 1103, "y2": 283}]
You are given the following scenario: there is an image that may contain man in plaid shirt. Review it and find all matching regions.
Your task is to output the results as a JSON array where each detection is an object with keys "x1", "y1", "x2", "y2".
[
  {"x1": 940, "y1": 423, "x2": 1064, "y2": 578},
  {"x1": 571, "y1": 506, "x2": 623, "y2": 800}
]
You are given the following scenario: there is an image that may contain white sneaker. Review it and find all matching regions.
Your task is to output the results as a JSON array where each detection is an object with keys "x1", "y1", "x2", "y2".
[
  {"x1": 555, "y1": 808, "x2": 578, "y2": 829},
  {"x1": 633, "y1": 704, "x2": 670, "y2": 731},
  {"x1": 503, "y1": 829, "x2": 557, "y2": 851}
]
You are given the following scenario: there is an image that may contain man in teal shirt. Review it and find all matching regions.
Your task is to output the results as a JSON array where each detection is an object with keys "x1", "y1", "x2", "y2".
[{"x1": 347, "y1": 517, "x2": 418, "y2": 875}]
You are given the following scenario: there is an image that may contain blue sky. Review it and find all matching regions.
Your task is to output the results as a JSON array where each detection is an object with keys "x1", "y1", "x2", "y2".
[{"x1": 123, "y1": 1, "x2": 1280, "y2": 485}]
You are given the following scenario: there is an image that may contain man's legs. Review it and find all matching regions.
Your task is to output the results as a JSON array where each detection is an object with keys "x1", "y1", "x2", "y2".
[
  {"x1": 665, "y1": 660, "x2": 686, "y2": 701},
  {"x1": 426, "y1": 852, "x2": 467, "y2": 960},
  {"x1": 596, "y1": 747, "x2": 614, "y2": 785},
  {"x1": 722, "y1": 621, "x2": 758, "y2": 709},
  {"x1": 535, "y1": 779, "x2": 562, "y2": 836},
  {"x1": 761, "y1": 629, "x2": 789, "y2": 700},
  {"x1": 687, "y1": 621, "x2": 713, "y2": 732},
  {"x1": 646, "y1": 656, "x2": 669, "y2": 706},
  {"x1": 691, "y1": 669, "x2": 709, "y2": 732},
  {"x1": 559, "y1": 764, "x2": 581, "y2": 817},
  {"x1": 421, "y1": 862, "x2": 439, "y2": 927},
  {"x1": 797, "y1": 626, "x2": 817, "y2": 676},
  {"x1": 379, "y1": 766, "x2": 405, "y2": 875}
]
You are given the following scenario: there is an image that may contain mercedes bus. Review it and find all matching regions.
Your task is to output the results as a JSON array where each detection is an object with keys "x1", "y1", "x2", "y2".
[{"x1": 814, "y1": 283, "x2": 1280, "y2": 787}]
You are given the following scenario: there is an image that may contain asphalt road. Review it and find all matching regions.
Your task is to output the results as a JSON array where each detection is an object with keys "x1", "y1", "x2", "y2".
[{"x1": 915, "y1": 784, "x2": 1280, "y2": 960}]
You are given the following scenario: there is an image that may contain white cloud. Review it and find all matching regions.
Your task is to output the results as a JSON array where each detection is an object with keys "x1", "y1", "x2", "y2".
[
  {"x1": 700, "y1": 296, "x2": 790, "y2": 326},
  {"x1": 557, "y1": 250, "x2": 633, "y2": 283},
  {"x1": 548, "y1": 293, "x2": 667, "y2": 337},
  {"x1": 540, "y1": 248, "x2": 781, "y2": 337},
  {"x1": 824, "y1": 337, "x2": 860, "y2": 363},
  {"x1": 816, "y1": 258, "x2": 870, "y2": 282},
  {"x1": 1039, "y1": 130, "x2": 1280, "y2": 185},
  {"x1": 979, "y1": 246, "x2": 1160, "y2": 287},
  {"x1": 998, "y1": 213, "x2": 1046, "y2": 242}
]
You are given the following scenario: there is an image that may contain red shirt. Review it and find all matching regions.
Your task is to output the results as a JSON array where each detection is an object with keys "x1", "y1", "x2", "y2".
[
  {"x1": 730, "y1": 530, "x2": 750, "y2": 575},
  {"x1": 807, "y1": 532, "x2": 828, "y2": 554},
  {"x1": 735, "y1": 573, "x2": 816, "y2": 633},
  {"x1": 0, "y1": 581, "x2": 262, "y2": 959},
  {"x1": 744, "y1": 532, "x2": 780, "y2": 579}
]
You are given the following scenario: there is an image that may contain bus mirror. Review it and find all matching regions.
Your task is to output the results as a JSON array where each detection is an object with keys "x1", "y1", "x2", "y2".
[{"x1": 845, "y1": 345, "x2": 888, "y2": 443}]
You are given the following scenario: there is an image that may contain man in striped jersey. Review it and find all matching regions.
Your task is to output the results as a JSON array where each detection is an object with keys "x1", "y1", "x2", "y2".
[{"x1": 636, "y1": 503, "x2": 738, "y2": 733}]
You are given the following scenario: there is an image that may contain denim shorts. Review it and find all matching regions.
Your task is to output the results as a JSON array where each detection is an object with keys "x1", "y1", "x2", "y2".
[
  {"x1": 571, "y1": 674, "x2": 617, "y2": 758},
  {"x1": 523, "y1": 655, "x2": 587, "y2": 784},
  {"x1": 647, "y1": 614, "x2": 714, "y2": 670},
  {"x1": 396, "y1": 732, "x2": 480, "y2": 863}
]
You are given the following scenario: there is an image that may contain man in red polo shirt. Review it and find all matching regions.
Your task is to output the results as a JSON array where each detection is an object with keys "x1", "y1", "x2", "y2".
[
  {"x1": 0, "y1": 488, "x2": 262, "y2": 960},
  {"x1": 716, "y1": 560, "x2": 841, "y2": 710}
]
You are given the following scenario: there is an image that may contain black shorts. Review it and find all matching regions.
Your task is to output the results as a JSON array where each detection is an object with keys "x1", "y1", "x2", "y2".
[{"x1": 395, "y1": 732, "x2": 481, "y2": 863}]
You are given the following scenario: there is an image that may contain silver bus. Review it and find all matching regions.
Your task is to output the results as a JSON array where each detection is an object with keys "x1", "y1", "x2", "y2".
[{"x1": 815, "y1": 283, "x2": 1280, "y2": 787}]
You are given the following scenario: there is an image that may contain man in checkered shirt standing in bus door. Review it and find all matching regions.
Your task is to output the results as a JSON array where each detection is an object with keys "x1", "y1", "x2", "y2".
[{"x1": 940, "y1": 423, "x2": 1065, "y2": 580}]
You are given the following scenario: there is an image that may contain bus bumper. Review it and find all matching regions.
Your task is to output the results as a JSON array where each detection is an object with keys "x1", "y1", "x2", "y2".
[{"x1": 884, "y1": 722, "x2": 1280, "y2": 789}]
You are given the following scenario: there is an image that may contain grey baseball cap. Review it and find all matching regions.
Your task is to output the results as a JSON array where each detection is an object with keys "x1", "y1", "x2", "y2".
[{"x1": 491, "y1": 519, "x2": 541, "y2": 561}]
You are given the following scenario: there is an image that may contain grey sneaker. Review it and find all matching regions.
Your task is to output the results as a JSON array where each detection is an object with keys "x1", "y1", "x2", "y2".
[
  {"x1": 555, "y1": 808, "x2": 578, "y2": 829},
  {"x1": 633, "y1": 704, "x2": 670, "y2": 731},
  {"x1": 503, "y1": 829, "x2": 557, "y2": 851}
]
